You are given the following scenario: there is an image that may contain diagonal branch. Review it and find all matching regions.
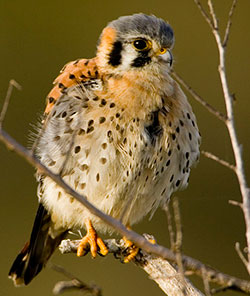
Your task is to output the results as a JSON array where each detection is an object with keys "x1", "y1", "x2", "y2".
[
  {"x1": 193, "y1": 0, "x2": 214, "y2": 30},
  {"x1": 235, "y1": 242, "x2": 250, "y2": 273},
  {"x1": 0, "y1": 80, "x2": 21, "y2": 128},
  {"x1": 60, "y1": 238, "x2": 250, "y2": 295},
  {"x1": 50, "y1": 263, "x2": 102, "y2": 296},
  {"x1": 207, "y1": 0, "x2": 219, "y2": 31},
  {"x1": 171, "y1": 71, "x2": 227, "y2": 122},
  {"x1": 201, "y1": 150, "x2": 236, "y2": 171},
  {"x1": 223, "y1": 0, "x2": 238, "y2": 48}
]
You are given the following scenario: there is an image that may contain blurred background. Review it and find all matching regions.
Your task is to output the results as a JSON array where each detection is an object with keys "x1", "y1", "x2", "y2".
[{"x1": 1, "y1": 0, "x2": 249, "y2": 295}]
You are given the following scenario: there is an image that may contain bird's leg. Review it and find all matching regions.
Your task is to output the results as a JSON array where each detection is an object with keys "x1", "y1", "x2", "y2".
[{"x1": 77, "y1": 218, "x2": 108, "y2": 258}]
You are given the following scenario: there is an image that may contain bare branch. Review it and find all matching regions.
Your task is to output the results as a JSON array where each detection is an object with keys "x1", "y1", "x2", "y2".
[
  {"x1": 202, "y1": 268, "x2": 212, "y2": 296},
  {"x1": 223, "y1": 0, "x2": 238, "y2": 48},
  {"x1": 235, "y1": 242, "x2": 250, "y2": 273},
  {"x1": 193, "y1": 0, "x2": 214, "y2": 30},
  {"x1": 50, "y1": 263, "x2": 101, "y2": 296},
  {"x1": 164, "y1": 204, "x2": 175, "y2": 250},
  {"x1": 60, "y1": 236, "x2": 203, "y2": 296},
  {"x1": 171, "y1": 71, "x2": 227, "y2": 122},
  {"x1": 201, "y1": 150, "x2": 236, "y2": 171},
  {"x1": 62, "y1": 237, "x2": 203, "y2": 296},
  {"x1": 207, "y1": 0, "x2": 219, "y2": 30},
  {"x1": 229, "y1": 200, "x2": 242, "y2": 208},
  {"x1": 173, "y1": 198, "x2": 186, "y2": 295},
  {"x1": 0, "y1": 80, "x2": 21, "y2": 128},
  {"x1": 211, "y1": 285, "x2": 245, "y2": 295},
  {"x1": 195, "y1": 0, "x2": 250, "y2": 274},
  {"x1": 173, "y1": 198, "x2": 183, "y2": 252},
  {"x1": 138, "y1": 246, "x2": 203, "y2": 296},
  {"x1": 59, "y1": 238, "x2": 250, "y2": 294}
]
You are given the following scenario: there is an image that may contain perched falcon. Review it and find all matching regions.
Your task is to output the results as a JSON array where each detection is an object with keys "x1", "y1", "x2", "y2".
[{"x1": 9, "y1": 13, "x2": 200, "y2": 286}]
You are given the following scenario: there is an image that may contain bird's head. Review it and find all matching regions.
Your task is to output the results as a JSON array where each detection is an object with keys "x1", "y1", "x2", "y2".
[{"x1": 96, "y1": 14, "x2": 174, "y2": 76}]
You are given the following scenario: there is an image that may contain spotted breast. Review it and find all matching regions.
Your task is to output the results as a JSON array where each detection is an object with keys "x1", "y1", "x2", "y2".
[{"x1": 37, "y1": 68, "x2": 200, "y2": 234}]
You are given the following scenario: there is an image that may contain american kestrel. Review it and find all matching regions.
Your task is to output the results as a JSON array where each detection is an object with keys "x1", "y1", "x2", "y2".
[{"x1": 9, "y1": 13, "x2": 200, "y2": 286}]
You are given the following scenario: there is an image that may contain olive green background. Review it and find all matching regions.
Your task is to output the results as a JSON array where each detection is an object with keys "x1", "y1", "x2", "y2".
[{"x1": 1, "y1": 0, "x2": 249, "y2": 295}]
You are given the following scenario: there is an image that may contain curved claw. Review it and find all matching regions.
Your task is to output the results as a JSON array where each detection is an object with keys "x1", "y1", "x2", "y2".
[
  {"x1": 122, "y1": 234, "x2": 157, "y2": 263},
  {"x1": 122, "y1": 236, "x2": 139, "y2": 263}
]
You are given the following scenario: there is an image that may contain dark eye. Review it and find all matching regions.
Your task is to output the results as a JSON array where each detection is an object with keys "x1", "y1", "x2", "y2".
[{"x1": 132, "y1": 39, "x2": 151, "y2": 51}]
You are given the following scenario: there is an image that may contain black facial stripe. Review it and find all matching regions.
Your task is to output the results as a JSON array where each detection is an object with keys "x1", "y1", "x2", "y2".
[
  {"x1": 108, "y1": 41, "x2": 123, "y2": 66},
  {"x1": 131, "y1": 51, "x2": 151, "y2": 68},
  {"x1": 131, "y1": 56, "x2": 151, "y2": 67}
]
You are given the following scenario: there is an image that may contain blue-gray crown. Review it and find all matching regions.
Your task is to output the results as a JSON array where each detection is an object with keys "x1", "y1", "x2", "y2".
[{"x1": 108, "y1": 13, "x2": 174, "y2": 48}]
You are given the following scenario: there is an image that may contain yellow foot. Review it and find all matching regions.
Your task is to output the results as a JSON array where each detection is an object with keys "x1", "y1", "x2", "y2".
[
  {"x1": 123, "y1": 236, "x2": 139, "y2": 263},
  {"x1": 77, "y1": 219, "x2": 108, "y2": 258}
]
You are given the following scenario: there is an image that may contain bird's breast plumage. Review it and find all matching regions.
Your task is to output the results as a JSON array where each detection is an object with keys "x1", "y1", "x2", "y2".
[{"x1": 37, "y1": 71, "x2": 200, "y2": 234}]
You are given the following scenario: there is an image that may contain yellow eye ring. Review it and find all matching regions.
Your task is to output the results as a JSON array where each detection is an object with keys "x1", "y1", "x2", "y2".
[
  {"x1": 132, "y1": 39, "x2": 152, "y2": 51},
  {"x1": 159, "y1": 48, "x2": 167, "y2": 55}
]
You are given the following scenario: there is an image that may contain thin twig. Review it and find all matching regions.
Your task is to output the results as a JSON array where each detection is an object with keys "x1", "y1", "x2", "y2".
[
  {"x1": 173, "y1": 198, "x2": 186, "y2": 295},
  {"x1": 223, "y1": 0, "x2": 238, "y2": 48},
  {"x1": 173, "y1": 198, "x2": 183, "y2": 252},
  {"x1": 207, "y1": 0, "x2": 219, "y2": 30},
  {"x1": 193, "y1": 0, "x2": 214, "y2": 30},
  {"x1": 211, "y1": 285, "x2": 243, "y2": 295},
  {"x1": 202, "y1": 268, "x2": 212, "y2": 296},
  {"x1": 50, "y1": 263, "x2": 101, "y2": 296},
  {"x1": 164, "y1": 204, "x2": 175, "y2": 250},
  {"x1": 235, "y1": 242, "x2": 249, "y2": 273},
  {"x1": 0, "y1": 80, "x2": 21, "y2": 128},
  {"x1": 201, "y1": 150, "x2": 235, "y2": 171},
  {"x1": 229, "y1": 200, "x2": 242, "y2": 207},
  {"x1": 171, "y1": 71, "x2": 227, "y2": 122}
]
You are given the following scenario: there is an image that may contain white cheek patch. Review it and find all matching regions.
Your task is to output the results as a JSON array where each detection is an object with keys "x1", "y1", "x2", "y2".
[{"x1": 119, "y1": 44, "x2": 138, "y2": 71}]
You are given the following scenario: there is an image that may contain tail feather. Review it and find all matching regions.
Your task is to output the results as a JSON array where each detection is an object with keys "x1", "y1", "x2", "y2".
[{"x1": 9, "y1": 203, "x2": 66, "y2": 286}]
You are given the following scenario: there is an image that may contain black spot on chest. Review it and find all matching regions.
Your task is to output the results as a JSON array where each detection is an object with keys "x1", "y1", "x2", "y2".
[{"x1": 145, "y1": 110, "x2": 163, "y2": 144}]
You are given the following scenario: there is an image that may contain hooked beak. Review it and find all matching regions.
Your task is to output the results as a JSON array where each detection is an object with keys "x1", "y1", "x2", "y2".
[
  {"x1": 160, "y1": 49, "x2": 173, "y2": 66},
  {"x1": 156, "y1": 49, "x2": 173, "y2": 67}
]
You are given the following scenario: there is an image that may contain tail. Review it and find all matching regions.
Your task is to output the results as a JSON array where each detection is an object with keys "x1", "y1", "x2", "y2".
[{"x1": 8, "y1": 203, "x2": 66, "y2": 286}]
